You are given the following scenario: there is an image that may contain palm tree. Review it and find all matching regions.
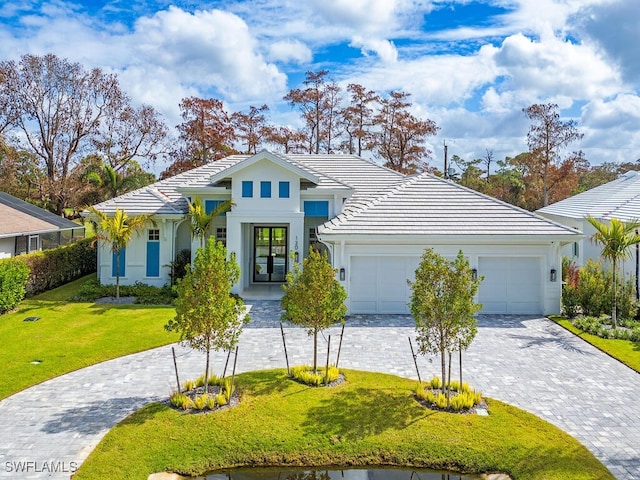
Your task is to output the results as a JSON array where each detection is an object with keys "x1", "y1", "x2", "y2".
[
  {"x1": 87, "y1": 206, "x2": 156, "y2": 298},
  {"x1": 188, "y1": 197, "x2": 234, "y2": 249},
  {"x1": 587, "y1": 216, "x2": 640, "y2": 329}
]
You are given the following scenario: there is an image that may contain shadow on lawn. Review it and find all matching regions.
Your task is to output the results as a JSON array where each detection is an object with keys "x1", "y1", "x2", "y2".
[
  {"x1": 301, "y1": 387, "x2": 431, "y2": 442},
  {"x1": 41, "y1": 396, "x2": 161, "y2": 435}
]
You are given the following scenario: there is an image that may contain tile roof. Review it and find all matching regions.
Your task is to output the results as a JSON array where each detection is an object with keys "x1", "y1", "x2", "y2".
[
  {"x1": 318, "y1": 173, "x2": 579, "y2": 237},
  {"x1": 91, "y1": 152, "x2": 396, "y2": 215},
  {"x1": 537, "y1": 171, "x2": 640, "y2": 221},
  {"x1": 0, "y1": 192, "x2": 81, "y2": 237}
]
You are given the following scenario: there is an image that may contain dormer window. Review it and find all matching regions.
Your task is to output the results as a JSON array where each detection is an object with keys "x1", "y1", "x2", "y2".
[
  {"x1": 242, "y1": 181, "x2": 253, "y2": 198},
  {"x1": 260, "y1": 181, "x2": 271, "y2": 198},
  {"x1": 279, "y1": 181, "x2": 290, "y2": 198}
]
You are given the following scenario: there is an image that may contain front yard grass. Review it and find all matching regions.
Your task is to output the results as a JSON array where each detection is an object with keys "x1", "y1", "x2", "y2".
[
  {"x1": 550, "y1": 316, "x2": 640, "y2": 373},
  {"x1": 73, "y1": 369, "x2": 613, "y2": 480},
  {"x1": 0, "y1": 275, "x2": 178, "y2": 400}
]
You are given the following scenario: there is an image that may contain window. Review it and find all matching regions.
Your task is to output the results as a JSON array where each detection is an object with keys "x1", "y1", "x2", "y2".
[
  {"x1": 260, "y1": 181, "x2": 271, "y2": 198},
  {"x1": 216, "y1": 227, "x2": 227, "y2": 246},
  {"x1": 242, "y1": 181, "x2": 253, "y2": 198},
  {"x1": 303, "y1": 200, "x2": 329, "y2": 217},
  {"x1": 573, "y1": 242, "x2": 579, "y2": 257},
  {"x1": 148, "y1": 229, "x2": 160, "y2": 241},
  {"x1": 28, "y1": 235, "x2": 39, "y2": 253},
  {"x1": 279, "y1": 181, "x2": 290, "y2": 198},
  {"x1": 205, "y1": 199, "x2": 228, "y2": 217}
]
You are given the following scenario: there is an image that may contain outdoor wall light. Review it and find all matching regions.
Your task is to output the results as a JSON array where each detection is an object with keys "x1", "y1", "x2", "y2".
[
  {"x1": 294, "y1": 251, "x2": 299, "y2": 263},
  {"x1": 471, "y1": 268, "x2": 478, "y2": 280},
  {"x1": 550, "y1": 268, "x2": 557, "y2": 282},
  {"x1": 340, "y1": 268, "x2": 346, "y2": 281}
]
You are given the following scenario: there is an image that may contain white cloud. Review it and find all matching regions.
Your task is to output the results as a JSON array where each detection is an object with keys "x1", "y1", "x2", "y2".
[
  {"x1": 266, "y1": 40, "x2": 313, "y2": 64},
  {"x1": 581, "y1": 94, "x2": 640, "y2": 131}
]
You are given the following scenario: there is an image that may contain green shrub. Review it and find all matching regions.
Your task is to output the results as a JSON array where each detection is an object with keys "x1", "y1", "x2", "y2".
[
  {"x1": 206, "y1": 395, "x2": 216, "y2": 410},
  {"x1": 435, "y1": 393, "x2": 447, "y2": 409},
  {"x1": 168, "y1": 249, "x2": 191, "y2": 285},
  {"x1": 429, "y1": 376, "x2": 442, "y2": 389},
  {"x1": 169, "y1": 392, "x2": 190, "y2": 409},
  {"x1": 193, "y1": 394, "x2": 208, "y2": 410},
  {"x1": 290, "y1": 365, "x2": 341, "y2": 386},
  {"x1": 448, "y1": 380, "x2": 460, "y2": 392},
  {"x1": 182, "y1": 379, "x2": 195, "y2": 391},
  {"x1": 215, "y1": 393, "x2": 227, "y2": 406},
  {"x1": 224, "y1": 378, "x2": 235, "y2": 402},
  {"x1": 22, "y1": 238, "x2": 96, "y2": 296},
  {"x1": 71, "y1": 278, "x2": 176, "y2": 304},
  {"x1": 0, "y1": 258, "x2": 30, "y2": 314}
]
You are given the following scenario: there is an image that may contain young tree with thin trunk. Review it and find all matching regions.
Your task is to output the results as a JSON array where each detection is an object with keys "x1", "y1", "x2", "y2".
[
  {"x1": 281, "y1": 249, "x2": 347, "y2": 372},
  {"x1": 587, "y1": 216, "x2": 640, "y2": 329},
  {"x1": 86, "y1": 206, "x2": 155, "y2": 298},
  {"x1": 409, "y1": 249, "x2": 481, "y2": 406},
  {"x1": 166, "y1": 238, "x2": 247, "y2": 392}
]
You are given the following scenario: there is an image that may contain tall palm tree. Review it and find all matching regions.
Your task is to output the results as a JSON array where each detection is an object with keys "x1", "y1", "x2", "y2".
[
  {"x1": 188, "y1": 197, "x2": 234, "y2": 249},
  {"x1": 87, "y1": 206, "x2": 156, "y2": 298},
  {"x1": 587, "y1": 216, "x2": 640, "y2": 329}
]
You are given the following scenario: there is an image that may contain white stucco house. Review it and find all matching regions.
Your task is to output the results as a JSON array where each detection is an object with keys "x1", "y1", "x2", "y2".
[
  {"x1": 89, "y1": 150, "x2": 580, "y2": 315},
  {"x1": 537, "y1": 170, "x2": 640, "y2": 281}
]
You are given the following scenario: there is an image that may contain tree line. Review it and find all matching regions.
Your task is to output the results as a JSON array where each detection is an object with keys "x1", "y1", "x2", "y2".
[{"x1": 1, "y1": 53, "x2": 638, "y2": 216}]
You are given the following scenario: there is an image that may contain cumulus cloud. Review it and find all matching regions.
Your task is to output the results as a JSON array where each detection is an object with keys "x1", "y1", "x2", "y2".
[
  {"x1": 491, "y1": 32, "x2": 621, "y2": 105},
  {"x1": 266, "y1": 40, "x2": 313, "y2": 64},
  {"x1": 573, "y1": 0, "x2": 640, "y2": 84},
  {"x1": 581, "y1": 94, "x2": 640, "y2": 131}
]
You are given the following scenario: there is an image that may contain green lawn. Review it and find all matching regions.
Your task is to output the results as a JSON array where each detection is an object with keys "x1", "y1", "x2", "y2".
[
  {"x1": 550, "y1": 316, "x2": 640, "y2": 373},
  {"x1": 73, "y1": 369, "x2": 613, "y2": 480},
  {"x1": 0, "y1": 275, "x2": 179, "y2": 400}
]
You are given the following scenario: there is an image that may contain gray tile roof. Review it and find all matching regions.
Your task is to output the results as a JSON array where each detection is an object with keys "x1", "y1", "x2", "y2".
[
  {"x1": 90, "y1": 152, "x2": 391, "y2": 215},
  {"x1": 537, "y1": 171, "x2": 640, "y2": 221},
  {"x1": 0, "y1": 192, "x2": 81, "y2": 237},
  {"x1": 318, "y1": 173, "x2": 580, "y2": 237}
]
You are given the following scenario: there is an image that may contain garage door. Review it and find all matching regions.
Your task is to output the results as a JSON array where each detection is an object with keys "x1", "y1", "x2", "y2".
[
  {"x1": 477, "y1": 257, "x2": 543, "y2": 314},
  {"x1": 349, "y1": 256, "x2": 420, "y2": 314}
]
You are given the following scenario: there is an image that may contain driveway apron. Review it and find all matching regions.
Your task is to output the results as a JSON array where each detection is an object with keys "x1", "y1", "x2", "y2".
[{"x1": 0, "y1": 301, "x2": 638, "y2": 479}]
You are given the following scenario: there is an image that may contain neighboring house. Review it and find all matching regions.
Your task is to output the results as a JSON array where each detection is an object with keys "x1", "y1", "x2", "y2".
[
  {"x1": 0, "y1": 191, "x2": 85, "y2": 259},
  {"x1": 89, "y1": 150, "x2": 580, "y2": 315},
  {"x1": 538, "y1": 170, "x2": 640, "y2": 280}
]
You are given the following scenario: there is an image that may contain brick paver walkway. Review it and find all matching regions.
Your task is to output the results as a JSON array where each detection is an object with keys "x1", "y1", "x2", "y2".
[{"x1": 0, "y1": 301, "x2": 638, "y2": 479}]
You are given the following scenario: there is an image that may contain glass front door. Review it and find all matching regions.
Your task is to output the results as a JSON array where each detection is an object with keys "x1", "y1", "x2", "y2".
[{"x1": 253, "y1": 226, "x2": 288, "y2": 282}]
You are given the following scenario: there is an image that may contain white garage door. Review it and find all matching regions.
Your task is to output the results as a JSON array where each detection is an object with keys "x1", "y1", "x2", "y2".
[
  {"x1": 477, "y1": 257, "x2": 543, "y2": 314},
  {"x1": 349, "y1": 256, "x2": 420, "y2": 314}
]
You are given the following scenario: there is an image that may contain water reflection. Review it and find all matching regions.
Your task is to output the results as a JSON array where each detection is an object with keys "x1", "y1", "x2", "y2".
[{"x1": 201, "y1": 467, "x2": 479, "y2": 479}]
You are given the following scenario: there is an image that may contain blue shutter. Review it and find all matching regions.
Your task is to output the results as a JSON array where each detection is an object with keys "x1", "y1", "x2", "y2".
[
  {"x1": 260, "y1": 181, "x2": 271, "y2": 198},
  {"x1": 146, "y1": 241, "x2": 160, "y2": 277},
  {"x1": 112, "y1": 248, "x2": 126, "y2": 277},
  {"x1": 242, "y1": 181, "x2": 253, "y2": 198},
  {"x1": 279, "y1": 181, "x2": 290, "y2": 198},
  {"x1": 303, "y1": 201, "x2": 329, "y2": 217}
]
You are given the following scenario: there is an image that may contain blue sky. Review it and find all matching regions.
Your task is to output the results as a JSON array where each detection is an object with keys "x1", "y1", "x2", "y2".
[{"x1": 1, "y1": 0, "x2": 639, "y2": 174}]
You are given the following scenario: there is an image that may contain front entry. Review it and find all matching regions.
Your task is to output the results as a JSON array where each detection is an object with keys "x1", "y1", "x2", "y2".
[{"x1": 253, "y1": 226, "x2": 288, "y2": 282}]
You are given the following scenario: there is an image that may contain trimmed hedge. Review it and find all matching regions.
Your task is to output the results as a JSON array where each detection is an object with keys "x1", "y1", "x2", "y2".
[
  {"x1": 0, "y1": 258, "x2": 30, "y2": 313},
  {"x1": 21, "y1": 238, "x2": 97, "y2": 296}
]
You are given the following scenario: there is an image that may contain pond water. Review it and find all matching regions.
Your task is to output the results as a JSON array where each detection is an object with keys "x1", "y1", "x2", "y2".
[{"x1": 200, "y1": 467, "x2": 480, "y2": 479}]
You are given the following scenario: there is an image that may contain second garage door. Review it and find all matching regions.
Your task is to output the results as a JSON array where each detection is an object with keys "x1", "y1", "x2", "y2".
[{"x1": 477, "y1": 256, "x2": 543, "y2": 314}]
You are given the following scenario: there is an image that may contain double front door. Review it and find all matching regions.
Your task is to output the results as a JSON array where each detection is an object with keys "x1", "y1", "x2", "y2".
[{"x1": 253, "y1": 226, "x2": 287, "y2": 282}]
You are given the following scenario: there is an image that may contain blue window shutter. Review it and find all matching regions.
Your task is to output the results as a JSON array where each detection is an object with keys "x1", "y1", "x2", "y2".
[
  {"x1": 242, "y1": 181, "x2": 253, "y2": 198},
  {"x1": 303, "y1": 201, "x2": 329, "y2": 217},
  {"x1": 205, "y1": 199, "x2": 227, "y2": 217},
  {"x1": 112, "y1": 248, "x2": 126, "y2": 277},
  {"x1": 279, "y1": 181, "x2": 290, "y2": 198},
  {"x1": 146, "y1": 242, "x2": 160, "y2": 277},
  {"x1": 260, "y1": 181, "x2": 271, "y2": 198}
]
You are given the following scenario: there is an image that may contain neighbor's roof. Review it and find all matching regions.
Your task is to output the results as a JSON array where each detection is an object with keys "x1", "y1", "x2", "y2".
[
  {"x1": 318, "y1": 173, "x2": 580, "y2": 237},
  {"x1": 90, "y1": 151, "x2": 402, "y2": 215},
  {"x1": 537, "y1": 170, "x2": 640, "y2": 221},
  {"x1": 0, "y1": 191, "x2": 81, "y2": 238}
]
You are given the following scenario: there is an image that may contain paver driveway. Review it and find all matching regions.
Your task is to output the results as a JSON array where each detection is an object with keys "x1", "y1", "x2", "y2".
[{"x1": 0, "y1": 301, "x2": 638, "y2": 479}]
